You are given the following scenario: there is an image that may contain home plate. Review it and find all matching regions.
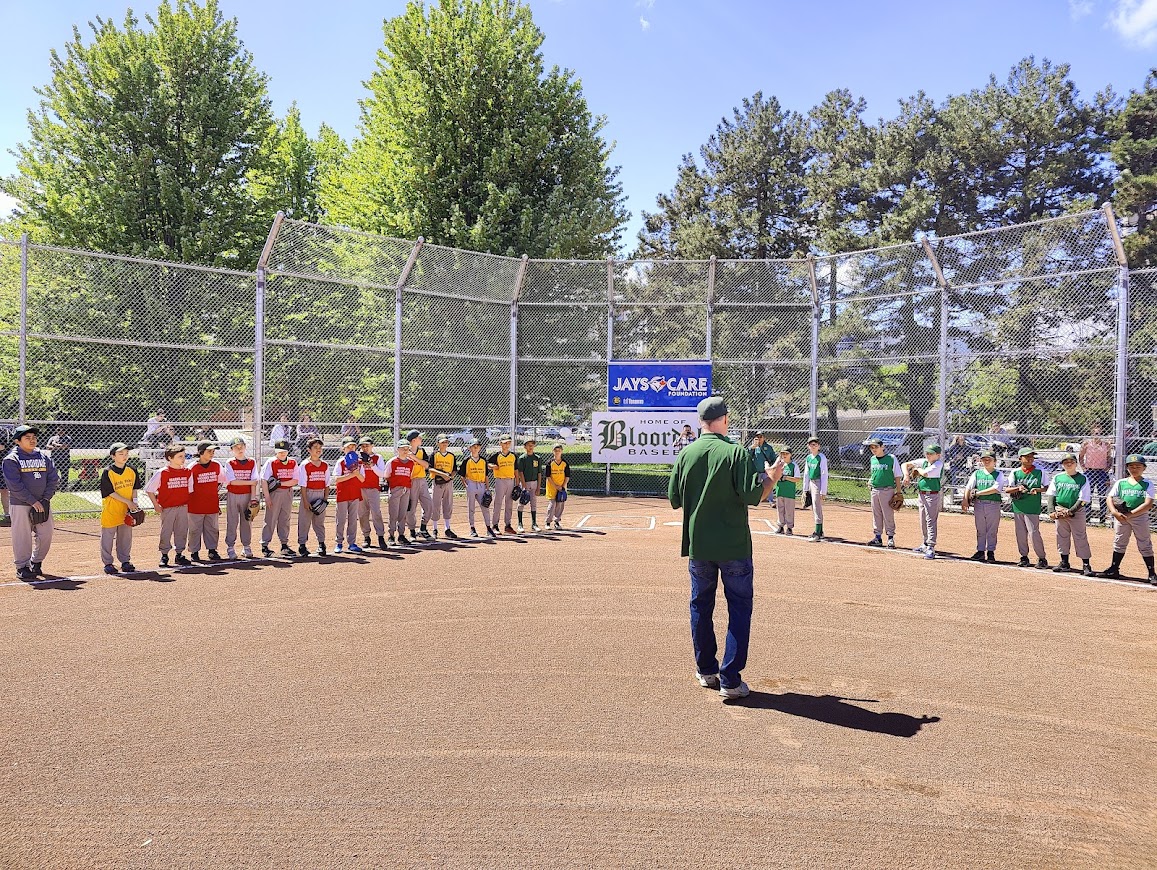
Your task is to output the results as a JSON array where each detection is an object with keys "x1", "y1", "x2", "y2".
[{"x1": 575, "y1": 514, "x2": 657, "y2": 530}]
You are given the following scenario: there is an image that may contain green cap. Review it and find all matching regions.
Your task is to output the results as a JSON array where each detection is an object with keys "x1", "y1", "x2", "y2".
[
  {"x1": 1017, "y1": 447, "x2": 1036, "y2": 458},
  {"x1": 1060, "y1": 453, "x2": 1078, "y2": 463},
  {"x1": 1125, "y1": 453, "x2": 1147, "y2": 466},
  {"x1": 924, "y1": 443, "x2": 941, "y2": 455},
  {"x1": 229, "y1": 436, "x2": 247, "y2": 447},
  {"x1": 108, "y1": 442, "x2": 130, "y2": 456},
  {"x1": 979, "y1": 450, "x2": 995, "y2": 459},
  {"x1": 697, "y1": 396, "x2": 728, "y2": 422},
  {"x1": 867, "y1": 438, "x2": 884, "y2": 447},
  {"x1": 499, "y1": 433, "x2": 512, "y2": 443}
]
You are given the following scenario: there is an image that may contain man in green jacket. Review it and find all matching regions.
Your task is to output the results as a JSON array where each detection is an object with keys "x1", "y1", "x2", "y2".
[{"x1": 669, "y1": 396, "x2": 777, "y2": 700}]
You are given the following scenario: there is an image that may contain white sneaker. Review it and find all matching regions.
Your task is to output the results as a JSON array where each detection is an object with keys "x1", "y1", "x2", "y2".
[
  {"x1": 695, "y1": 672, "x2": 720, "y2": 689},
  {"x1": 719, "y1": 681, "x2": 750, "y2": 700},
  {"x1": 226, "y1": 549, "x2": 237, "y2": 560}
]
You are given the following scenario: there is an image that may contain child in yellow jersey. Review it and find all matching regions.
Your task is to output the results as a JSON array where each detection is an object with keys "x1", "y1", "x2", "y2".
[
  {"x1": 488, "y1": 433, "x2": 517, "y2": 535},
  {"x1": 545, "y1": 443, "x2": 571, "y2": 530},
  {"x1": 459, "y1": 439, "x2": 492, "y2": 537},
  {"x1": 99, "y1": 442, "x2": 141, "y2": 575},
  {"x1": 429, "y1": 434, "x2": 459, "y2": 539}
]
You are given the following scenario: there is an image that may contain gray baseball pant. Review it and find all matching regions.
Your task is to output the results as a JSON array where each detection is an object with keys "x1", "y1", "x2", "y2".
[
  {"x1": 408, "y1": 479, "x2": 432, "y2": 532},
  {"x1": 1055, "y1": 507, "x2": 1091, "y2": 560},
  {"x1": 492, "y1": 478, "x2": 514, "y2": 527},
  {"x1": 918, "y1": 491, "x2": 941, "y2": 548},
  {"x1": 297, "y1": 497, "x2": 327, "y2": 546},
  {"x1": 1014, "y1": 512, "x2": 1047, "y2": 558},
  {"x1": 466, "y1": 481, "x2": 491, "y2": 529},
  {"x1": 807, "y1": 480, "x2": 823, "y2": 526},
  {"x1": 224, "y1": 492, "x2": 253, "y2": 554},
  {"x1": 100, "y1": 525, "x2": 132, "y2": 567},
  {"x1": 1113, "y1": 512, "x2": 1153, "y2": 556},
  {"x1": 432, "y1": 481, "x2": 454, "y2": 527},
  {"x1": 388, "y1": 486, "x2": 410, "y2": 537},
  {"x1": 973, "y1": 500, "x2": 1001, "y2": 552},
  {"x1": 517, "y1": 483, "x2": 539, "y2": 518},
  {"x1": 10, "y1": 504, "x2": 53, "y2": 568},
  {"x1": 359, "y1": 487, "x2": 385, "y2": 537},
  {"x1": 158, "y1": 504, "x2": 189, "y2": 555},
  {"x1": 775, "y1": 496, "x2": 795, "y2": 531},
  {"x1": 545, "y1": 493, "x2": 567, "y2": 524},
  {"x1": 334, "y1": 500, "x2": 360, "y2": 546},
  {"x1": 188, "y1": 512, "x2": 220, "y2": 553},
  {"x1": 261, "y1": 489, "x2": 293, "y2": 547},
  {"x1": 870, "y1": 487, "x2": 895, "y2": 538}
]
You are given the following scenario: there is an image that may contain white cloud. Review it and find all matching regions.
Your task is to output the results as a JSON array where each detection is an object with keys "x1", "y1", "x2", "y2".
[
  {"x1": 0, "y1": 192, "x2": 19, "y2": 217},
  {"x1": 635, "y1": 0, "x2": 655, "y2": 7},
  {"x1": 1069, "y1": 0, "x2": 1094, "y2": 18},
  {"x1": 639, "y1": 15, "x2": 650, "y2": 30},
  {"x1": 1110, "y1": 0, "x2": 1157, "y2": 46}
]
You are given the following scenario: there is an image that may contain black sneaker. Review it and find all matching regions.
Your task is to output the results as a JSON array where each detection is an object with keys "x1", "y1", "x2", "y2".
[
  {"x1": 397, "y1": 534, "x2": 411, "y2": 545},
  {"x1": 160, "y1": 554, "x2": 170, "y2": 568},
  {"x1": 175, "y1": 554, "x2": 192, "y2": 567},
  {"x1": 1036, "y1": 558, "x2": 1049, "y2": 570},
  {"x1": 445, "y1": 528, "x2": 458, "y2": 539},
  {"x1": 318, "y1": 544, "x2": 327, "y2": 557},
  {"x1": 1052, "y1": 559, "x2": 1070, "y2": 573},
  {"x1": 103, "y1": 564, "x2": 118, "y2": 575},
  {"x1": 30, "y1": 561, "x2": 44, "y2": 577},
  {"x1": 1081, "y1": 562, "x2": 1093, "y2": 577},
  {"x1": 868, "y1": 537, "x2": 883, "y2": 547},
  {"x1": 986, "y1": 552, "x2": 996, "y2": 563},
  {"x1": 1017, "y1": 556, "x2": 1030, "y2": 568},
  {"x1": 16, "y1": 566, "x2": 35, "y2": 581},
  {"x1": 120, "y1": 562, "x2": 137, "y2": 573},
  {"x1": 261, "y1": 545, "x2": 273, "y2": 558},
  {"x1": 279, "y1": 545, "x2": 294, "y2": 558},
  {"x1": 1099, "y1": 565, "x2": 1121, "y2": 578},
  {"x1": 378, "y1": 535, "x2": 388, "y2": 549},
  {"x1": 298, "y1": 544, "x2": 310, "y2": 558},
  {"x1": 189, "y1": 551, "x2": 201, "y2": 562},
  {"x1": 470, "y1": 527, "x2": 478, "y2": 538},
  {"x1": 207, "y1": 550, "x2": 221, "y2": 561},
  {"x1": 971, "y1": 551, "x2": 985, "y2": 562},
  {"x1": 420, "y1": 528, "x2": 433, "y2": 541}
]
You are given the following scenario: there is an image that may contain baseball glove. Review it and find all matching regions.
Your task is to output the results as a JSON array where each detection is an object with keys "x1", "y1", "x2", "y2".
[
  {"x1": 803, "y1": 491, "x2": 812, "y2": 509},
  {"x1": 308, "y1": 496, "x2": 328, "y2": 516},
  {"x1": 28, "y1": 504, "x2": 50, "y2": 526},
  {"x1": 511, "y1": 484, "x2": 523, "y2": 501},
  {"x1": 519, "y1": 490, "x2": 531, "y2": 505},
  {"x1": 480, "y1": 491, "x2": 493, "y2": 508},
  {"x1": 359, "y1": 451, "x2": 372, "y2": 463},
  {"x1": 123, "y1": 508, "x2": 146, "y2": 527},
  {"x1": 1008, "y1": 487, "x2": 1026, "y2": 502},
  {"x1": 245, "y1": 499, "x2": 261, "y2": 521},
  {"x1": 888, "y1": 491, "x2": 904, "y2": 510},
  {"x1": 1112, "y1": 497, "x2": 1128, "y2": 515},
  {"x1": 555, "y1": 489, "x2": 568, "y2": 503},
  {"x1": 266, "y1": 477, "x2": 281, "y2": 493}
]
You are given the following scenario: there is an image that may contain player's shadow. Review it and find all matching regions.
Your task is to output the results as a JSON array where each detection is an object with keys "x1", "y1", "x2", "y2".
[
  {"x1": 29, "y1": 576, "x2": 86, "y2": 591},
  {"x1": 732, "y1": 691, "x2": 940, "y2": 738}
]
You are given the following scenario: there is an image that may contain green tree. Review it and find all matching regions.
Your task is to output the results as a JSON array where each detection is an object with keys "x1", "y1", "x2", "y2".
[
  {"x1": 1, "y1": 0, "x2": 274, "y2": 267},
  {"x1": 251, "y1": 104, "x2": 322, "y2": 223},
  {"x1": 1113, "y1": 69, "x2": 1157, "y2": 267},
  {"x1": 323, "y1": 0, "x2": 626, "y2": 259}
]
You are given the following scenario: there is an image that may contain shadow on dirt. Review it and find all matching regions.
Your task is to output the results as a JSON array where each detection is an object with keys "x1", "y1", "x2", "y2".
[{"x1": 731, "y1": 690, "x2": 940, "y2": 738}]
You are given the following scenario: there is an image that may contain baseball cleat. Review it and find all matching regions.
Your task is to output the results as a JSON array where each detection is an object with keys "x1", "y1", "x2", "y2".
[
  {"x1": 261, "y1": 545, "x2": 273, "y2": 558},
  {"x1": 378, "y1": 535, "x2": 388, "y2": 549},
  {"x1": 243, "y1": 548, "x2": 255, "y2": 559},
  {"x1": 531, "y1": 524, "x2": 541, "y2": 533},
  {"x1": 554, "y1": 520, "x2": 561, "y2": 530},
  {"x1": 505, "y1": 525, "x2": 517, "y2": 535},
  {"x1": 986, "y1": 552, "x2": 996, "y2": 563},
  {"x1": 1036, "y1": 558, "x2": 1049, "y2": 570},
  {"x1": 363, "y1": 535, "x2": 371, "y2": 548},
  {"x1": 348, "y1": 543, "x2": 364, "y2": 553},
  {"x1": 103, "y1": 564, "x2": 119, "y2": 575},
  {"x1": 971, "y1": 551, "x2": 985, "y2": 562},
  {"x1": 868, "y1": 537, "x2": 882, "y2": 547},
  {"x1": 227, "y1": 549, "x2": 237, "y2": 560},
  {"x1": 207, "y1": 550, "x2": 221, "y2": 561},
  {"x1": 175, "y1": 554, "x2": 192, "y2": 567},
  {"x1": 696, "y1": 672, "x2": 720, "y2": 689},
  {"x1": 279, "y1": 545, "x2": 294, "y2": 558},
  {"x1": 886, "y1": 536, "x2": 894, "y2": 548},
  {"x1": 397, "y1": 535, "x2": 410, "y2": 546},
  {"x1": 487, "y1": 528, "x2": 497, "y2": 538},
  {"x1": 298, "y1": 545, "x2": 310, "y2": 558},
  {"x1": 120, "y1": 562, "x2": 137, "y2": 573},
  {"x1": 1017, "y1": 556, "x2": 1030, "y2": 568},
  {"x1": 160, "y1": 554, "x2": 170, "y2": 568},
  {"x1": 516, "y1": 525, "x2": 525, "y2": 534},
  {"x1": 318, "y1": 544, "x2": 327, "y2": 557},
  {"x1": 30, "y1": 562, "x2": 44, "y2": 577},
  {"x1": 470, "y1": 528, "x2": 479, "y2": 537},
  {"x1": 719, "y1": 681, "x2": 750, "y2": 700},
  {"x1": 335, "y1": 543, "x2": 344, "y2": 554},
  {"x1": 923, "y1": 550, "x2": 936, "y2": 560},
  {"x1": 189, "y1": 551, "x2": 201, "y2": 562},
  {"x1": 445, "y1": 528, "x2": 458, "y2": 539},
  {"x1": 912, "y1": 544, "x2": 927, "y2": 554},
  {"x1": 16, "y1": 566, "x2": 35, "y2": 581}
]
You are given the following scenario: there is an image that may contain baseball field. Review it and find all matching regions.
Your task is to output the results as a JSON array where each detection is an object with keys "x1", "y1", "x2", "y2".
[{"x1": 1, "y1": 497, "x2": 1154, "y2": 869}]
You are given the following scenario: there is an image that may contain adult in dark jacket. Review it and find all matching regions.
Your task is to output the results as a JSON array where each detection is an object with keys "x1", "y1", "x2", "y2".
[{"x1": 2, "y1": 425, "x2": 59, "y2": 580}]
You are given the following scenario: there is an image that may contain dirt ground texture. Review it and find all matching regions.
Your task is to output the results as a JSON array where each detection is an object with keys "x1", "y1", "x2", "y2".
[{"x1": 0, "y1": 497, "x2": 1154, "y2": 869}]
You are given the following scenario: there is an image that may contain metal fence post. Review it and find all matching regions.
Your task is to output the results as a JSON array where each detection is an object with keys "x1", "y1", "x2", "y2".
[
  {"x1": 510, "y1": 255, "x2": 528, "y2": 440},
  {"x1": 1105, "y1": 203, "x2": 1130, "y2": 476},
  {"x1": 705, "y1": 255, "x2": 716, "y2": 359},
  {"x1": 18, "y1": 233, "x2": 28, "y2": 424},
  {"x1": 921, "y1": 237, "x2": 950, "y2": 451},
  {"x1": 253, "y1": 212, "x2": 285, "y2": 464},
  {"x1": 606, "y1": 257, "x2": 615, "y2": 496},
  {"x1": 806, "y1": 256, "x2": 820, "y2": 437},
  {"x1": 394, "y1": 238, "x2": 424, "y2": 448}
]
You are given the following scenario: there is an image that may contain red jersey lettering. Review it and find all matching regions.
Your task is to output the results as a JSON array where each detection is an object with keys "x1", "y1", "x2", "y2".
[
  {"x1": 189, "y1": 461, "x2": 222, "y2": 515},
  {"x1": 335, "y1": 461, "x2": 363, "y2": 503},
  {"x1": 301, "y1": 461, "x2": 329, "y2": 490},
  {"x1": 360, "y1": 454, "x2": 381, "y2": 489},
  {"x1": 386, "y1": 458, "x2": 414, "y2": 490},
  {"x1": 270, "y1": 458, "x2": 297, "y2": 482},
  {"x1": 155, "y1": 467, "x2": 193, "y2": 509},
  {"x1": 226, "y1": 458, "x2": 255, "y2": 495}
]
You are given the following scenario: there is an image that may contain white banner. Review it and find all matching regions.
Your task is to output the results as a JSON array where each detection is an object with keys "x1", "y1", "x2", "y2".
[{"x1": 592, "y1": 412, "x2": 700, "y2": 464}]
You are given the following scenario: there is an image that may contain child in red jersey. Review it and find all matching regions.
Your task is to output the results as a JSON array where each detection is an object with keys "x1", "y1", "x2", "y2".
[
  {"x1": 221, "y1": 436, "x2": 260, "y2": 559},
  {"x1": 332, "y1": 436, "x2": 366, "y2": 554},
  {"x1": 357, "y1": 436, "x2": 388, "y2": 550},
  {"x1": 295, "y1": 437, "x2": 329, "y2": 557},
  {"x1": 260, "y1": 439, "x2": 298, "y2": 558},
  {"x1": 384, "y1": 441, "x2": 429, "y2": 545},
  {"x1": 145, "y1": 444, "x2": 193, "y2": 568},
  {"x1": 187, "y1": 441, "x2": 224, "y2": 561}
]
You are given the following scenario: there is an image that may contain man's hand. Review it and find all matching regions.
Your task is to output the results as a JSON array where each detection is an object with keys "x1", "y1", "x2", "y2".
[{"x1": 31, "y1": 501, "x2": 43, "y2": 513}]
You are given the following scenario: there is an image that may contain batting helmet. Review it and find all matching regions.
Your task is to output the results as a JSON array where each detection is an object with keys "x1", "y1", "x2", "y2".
[
  {"x1": 518, "y1": 490, "x2": 531, "y2": 505},
  {"x1": 480, "y1": 491, "x2": 493, "y2": 508},
  {"x1": 511, "y1": 484, "x2": 523, "y2": 501},
  {"x1": 245, "y1": 499, "x2": 261, "y2": 521},
  {"x1": 554, "y1": 489, "x2": 568, "y2": 503},
  {"x1": 123, "y1": 508, "x2": 146, "y2": 527},
  {"x1": 308, "y1": 496, "x2": 328, "y2": 515}
]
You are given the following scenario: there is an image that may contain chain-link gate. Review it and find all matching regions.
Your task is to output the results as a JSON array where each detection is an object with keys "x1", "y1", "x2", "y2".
[{"x1": 0, "y1": 204, "x2": 1136, "y2": 513}]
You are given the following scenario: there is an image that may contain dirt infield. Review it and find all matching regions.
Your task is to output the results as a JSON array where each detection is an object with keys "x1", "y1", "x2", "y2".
[{"x1": 1, "y1": 498, "x2": 1154, "y2": 869}]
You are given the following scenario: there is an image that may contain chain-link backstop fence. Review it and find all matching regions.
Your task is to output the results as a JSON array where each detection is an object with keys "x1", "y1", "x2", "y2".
[{"x1": 0, "y1": 204, "x2": 1140, "y2": 517}]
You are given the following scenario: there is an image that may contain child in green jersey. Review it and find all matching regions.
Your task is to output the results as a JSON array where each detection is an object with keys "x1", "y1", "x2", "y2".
[
  {"x1": 1100, "y1": 454, "x2": 1156, "y2": 583},
  {"x1": 866, "y1": 437, "x2": 902, "y2": 549},
  {"x1": 772, "y1": 447, "x2": 800, "y2": 535},
  {"x1": 803, "y1": 437, "x2": 828, "y2": 542},
  {"x1": 962, "y1": 450, "x2": 1004, "y2": 563},
  {"x1": 1045, "y1": 453, "x2": 1094, "y2": 576},
  {"x1": 902, "y1": 443, "x2": 943, "y2": 559},
  {"x1": 1006, "y1": 447, "x2": 1050, "y2": 569}
]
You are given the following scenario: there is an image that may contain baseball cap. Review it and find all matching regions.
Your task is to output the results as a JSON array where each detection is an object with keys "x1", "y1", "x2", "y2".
[
  {"x1": 196, "y1": 440, "x2": 216, "y2": 455},
  {"x1": 1060, "y1": 453, "x2": 1078, "y2": 463},
  {"x1": 979, "y1": 450, "x2": 995, "y2": 459},
  {"x1": 779, "y1": 446, "x2": 792, "y2": 454},
  {"x1": 164, "y1": 444, "x2": 185, "y2": 458},
  {"x1": 273, "y1": 439, "x2": 291, "y2": 451},
  {"x1": 1017, "y1": 447, "x2": 1036, "y2": 458},
  {"x1": 1125, "y1": 453, "x2": 1147, "y2": 466},
  {"x1": 697, "y1": 396, "x2": 727, "y2": 422},
  {"x1": 499, "y1": 433, "x2": 512, "y2": 443},
  {"x1": 924, "y1": 443, "x2": 941, "y2": 455},
  {"x1": 396, "y1": 440, "x2": 410, "y2": 450},
  {"x1": 107, "y1": 441, "x2": 130, "y2": 455},
  {"x1": 229, "y1": 436, "x2": 247, "y2": 447},
  {"x1": 12, "y1": 425, "x2": 39, "y2": 439},
  {"x1": 405, "y1": 430, "x2": 421, "y2": 442},
  {"x1": 524, "y1": 436, "x2": 537, "y2": 444},
  {"x1": 469, "y1": 439, "x2": 482, "y2": 447},
  {"x1": 359, "y1": 435, "x2": 374, "y2": 445},
  {"x1": 306, "y1": 437, "x2": 324, "y2": 448},
  {"x1": 340, "y1": 436, "x2": 356, "y2": 447},
  {"x1": 436, "y1": 433, "x2": 449, "y2": 443},
  {"x1": 867, "y1": 438, "x2": 883, "y2": 447},
  {"x1": 807, "y1": 436, "x2": 820, "y2": 445},
  {"x1": 553, "y1": 442, "x2": 564, "y2": 449}
]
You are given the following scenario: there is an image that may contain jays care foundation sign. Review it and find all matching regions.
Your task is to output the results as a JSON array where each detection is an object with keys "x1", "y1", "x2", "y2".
[
  {"x1": 607, "y1": 360, "x2": 712, "y2": 411},
  {"x1": 592, "y1": 412, "x2": 699, "y2": 463}
]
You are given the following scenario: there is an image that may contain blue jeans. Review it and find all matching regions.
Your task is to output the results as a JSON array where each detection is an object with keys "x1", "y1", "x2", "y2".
[
  {"x1": 688, "y1": 558, "x2": 754, "y2": 689},
  {"x1": 1085, "y1": 469, "x2": 1110, "y2": 522}
]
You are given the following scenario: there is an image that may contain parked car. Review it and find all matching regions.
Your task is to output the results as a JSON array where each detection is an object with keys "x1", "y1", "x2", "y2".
[
  {"x1": 838, "y1": 426, "x2": 911, "y2": 467},
  {"x1": 445, "y1": 429, "x2": 480, "y2": 447}
]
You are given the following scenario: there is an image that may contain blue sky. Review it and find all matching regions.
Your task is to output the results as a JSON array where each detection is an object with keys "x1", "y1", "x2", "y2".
[{"x1": 2, "y1": 0, "x2": 1156, "y2": 251}]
